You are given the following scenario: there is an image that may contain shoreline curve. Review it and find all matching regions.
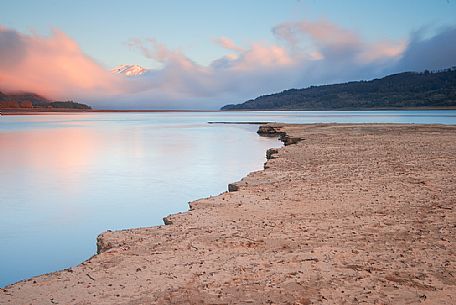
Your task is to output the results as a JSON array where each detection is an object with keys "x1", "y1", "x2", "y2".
[{"x1": 2, "y1": 123, "x2": 455, "y2": 305}]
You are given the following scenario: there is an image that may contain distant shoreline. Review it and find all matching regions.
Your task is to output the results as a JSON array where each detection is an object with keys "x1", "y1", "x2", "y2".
[
  {"x1": 2, "y1": 106, "x2": 456, "y2": 115},
  {"x1": 0, "y1": 109, "x2": 219, "y2": 115},
  {"x1": 221, "y1": 106, "x2": 456, "y2": 111}
]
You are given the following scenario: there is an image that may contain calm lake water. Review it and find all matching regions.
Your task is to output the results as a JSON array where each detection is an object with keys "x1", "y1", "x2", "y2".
[{"x1": 1, "y1": 110, "x2": 456, "y2": 287}]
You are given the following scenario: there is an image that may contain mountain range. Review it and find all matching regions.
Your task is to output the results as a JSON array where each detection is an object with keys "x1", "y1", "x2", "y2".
[{"x1": 221, "y1": 68, "x2": 456, "y2": 110}]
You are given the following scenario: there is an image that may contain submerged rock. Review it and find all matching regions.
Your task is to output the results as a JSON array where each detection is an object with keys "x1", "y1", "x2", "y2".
[
  {"x1": 266, "y1": 148, "x2": 279, "y2": 159},
  {"x1": 228, "y1": 183, "x2": 239, "y2": 192},
  {"x1": 257, "y1": 125, "x2": 283, "y2": 137},
  {"x1": 163, "y1": 216, "x2": 173, "y2": 225}
]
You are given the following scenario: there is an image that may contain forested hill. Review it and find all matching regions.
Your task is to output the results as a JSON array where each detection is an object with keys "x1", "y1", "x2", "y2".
[
  {"x1": 0, "y1": 91, "x2": 91, "y2": 110},
  {"x1": 221, "y1": 68, "x2": 456, "y2": 110}
]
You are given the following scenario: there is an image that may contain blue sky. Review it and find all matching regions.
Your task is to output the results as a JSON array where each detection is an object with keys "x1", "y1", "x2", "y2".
[
  {"x1": 1, "y1": 0, "x2": 456, "y2": 109},
  {"x1": 2, "y1": 0, "x2": 455, "y2": 68}
]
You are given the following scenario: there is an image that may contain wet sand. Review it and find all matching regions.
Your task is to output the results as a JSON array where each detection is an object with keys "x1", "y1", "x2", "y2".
[{"x1": 1, "y1": 124, "x2": 455, "y2": 304}]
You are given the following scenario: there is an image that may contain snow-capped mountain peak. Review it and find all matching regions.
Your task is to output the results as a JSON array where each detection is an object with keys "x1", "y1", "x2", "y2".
[{"x1": 111, "y1": 64, "x2": 148, "y2": 76}]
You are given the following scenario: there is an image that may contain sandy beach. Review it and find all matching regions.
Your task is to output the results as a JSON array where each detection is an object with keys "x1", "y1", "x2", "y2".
[{"x1": 1, "y1": 123, "x2": 455, "y2": 304}]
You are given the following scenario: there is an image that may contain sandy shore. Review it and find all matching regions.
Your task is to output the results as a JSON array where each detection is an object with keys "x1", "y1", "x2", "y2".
[{"x1": 1, "y1": 124, "x2": 455, "y2": 304}]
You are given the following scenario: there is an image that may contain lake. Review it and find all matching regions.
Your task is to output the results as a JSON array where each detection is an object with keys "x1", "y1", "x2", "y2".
[{"x1": 1, "y1": 110, "x2": 456, "y2": 287}]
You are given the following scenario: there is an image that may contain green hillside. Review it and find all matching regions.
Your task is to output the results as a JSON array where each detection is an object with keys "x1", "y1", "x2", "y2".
[{"x1": 221, "y1": 68, "x2": 456, "y2": 110}]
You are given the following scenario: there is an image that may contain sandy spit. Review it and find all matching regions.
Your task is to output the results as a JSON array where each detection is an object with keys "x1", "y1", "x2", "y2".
[{"x1": 1, "y1": 124, "x2": 455, "y2": 304}]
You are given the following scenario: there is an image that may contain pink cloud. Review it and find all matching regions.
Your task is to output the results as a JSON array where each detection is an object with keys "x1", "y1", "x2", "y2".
[
  {"x1": 228, "y1": 43, "x2": 293, "y2": 70},
  {"x1": 358, "y1": 40, "x2": 407, "y2": 63},
  {"x1": 273, "y1": 20, "x2": 360, "y2": 49},
  {"x1": 2, "y1": 20, "x2": 453, "y2": 110},
  {"x1": 128, "y1": 38, "x2": 196, "y2": 69},
  {"x1": 215, "y1": 36, "x2": 244, "y2": 52},
  {"x1": 0, "y1": 27, "x2": 124, "y2": 100}
]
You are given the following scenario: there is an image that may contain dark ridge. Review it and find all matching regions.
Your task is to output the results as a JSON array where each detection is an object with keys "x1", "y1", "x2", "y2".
[
  {"x1": 221, "y1": 67, "x2": 456, "y2": 111},
  {"x1": 0, "y1": 91, "x2": 91, "y2": 110}
]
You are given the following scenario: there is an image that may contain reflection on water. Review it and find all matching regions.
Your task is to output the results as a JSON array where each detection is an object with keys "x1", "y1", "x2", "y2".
[{"x1": 0, "y1": 110, "x2": 455, "y2": 287}]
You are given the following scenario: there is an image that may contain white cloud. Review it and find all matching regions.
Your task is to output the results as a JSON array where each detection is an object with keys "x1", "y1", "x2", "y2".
[{"x1": 1, "y1": 20, "x2": 455, "y2": 109}]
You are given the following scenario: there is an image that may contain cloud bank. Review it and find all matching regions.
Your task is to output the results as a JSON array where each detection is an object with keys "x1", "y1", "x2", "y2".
[
  {"x1": 1, "y1": 21, "x2": 455, "y2": 109},
  {"x1": 0, "y1": 27, "x2": 128, "y2": 101}
]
